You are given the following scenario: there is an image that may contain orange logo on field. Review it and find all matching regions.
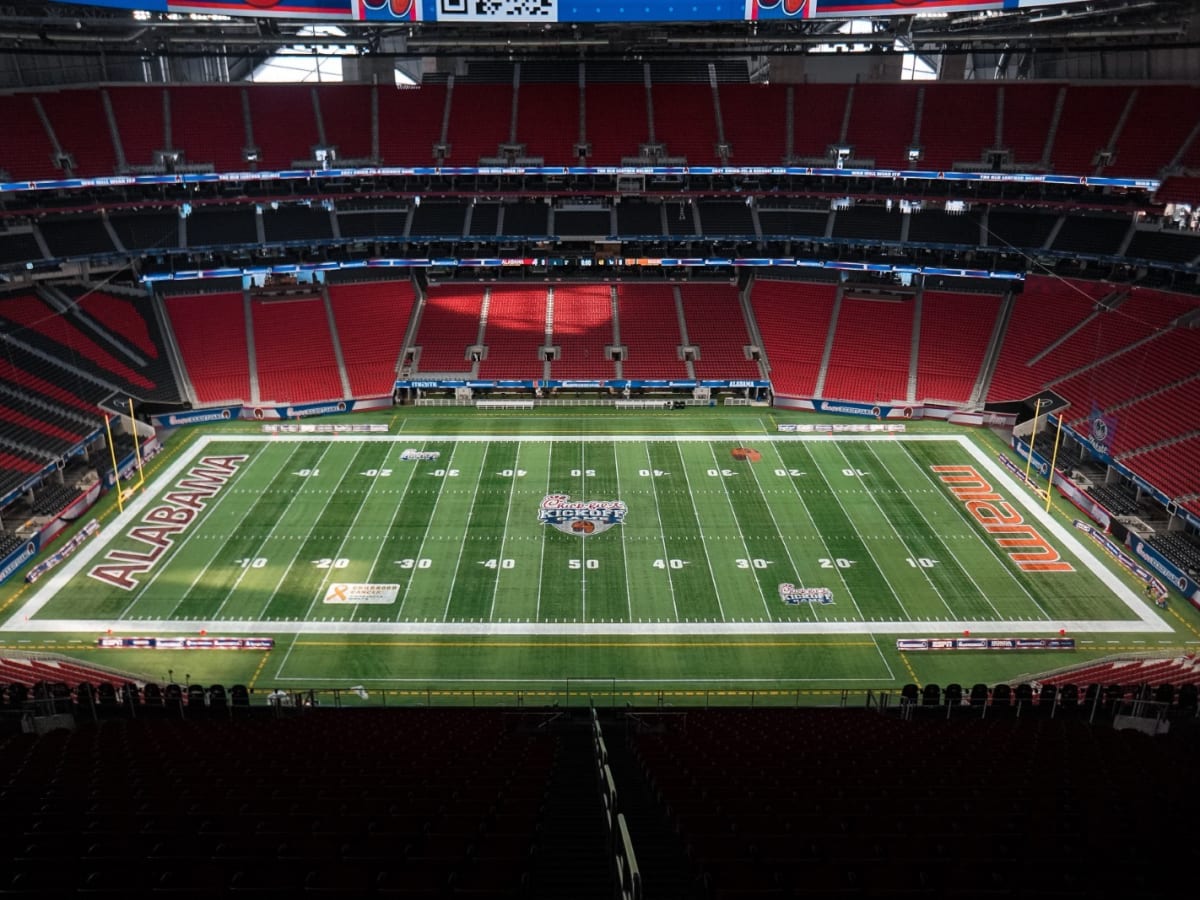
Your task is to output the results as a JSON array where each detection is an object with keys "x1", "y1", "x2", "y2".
[{"x1": 731, "y1": 447, "x2": 762, "y2": 462}]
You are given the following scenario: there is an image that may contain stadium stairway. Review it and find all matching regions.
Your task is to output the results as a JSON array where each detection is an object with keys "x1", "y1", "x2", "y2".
[
  {"x1": 603, "y1": 716, "x2": 699, "y2": 900},
  {"x1": 528, "y1": 716, "x2": 613, "y2": 900}
]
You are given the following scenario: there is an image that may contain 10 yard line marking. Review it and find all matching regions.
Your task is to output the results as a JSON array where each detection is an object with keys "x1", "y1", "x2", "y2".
[{"x1": 122, "y1": 443, "x2": 286, "y2": 621}]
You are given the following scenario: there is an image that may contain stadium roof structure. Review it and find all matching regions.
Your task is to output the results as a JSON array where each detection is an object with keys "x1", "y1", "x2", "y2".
[{"x1": 0, "y1": 0, "x2": 1197, "y2": 88}]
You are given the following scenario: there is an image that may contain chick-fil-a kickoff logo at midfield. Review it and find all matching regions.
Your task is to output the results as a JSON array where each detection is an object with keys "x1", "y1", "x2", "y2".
[{"x1": 538, "y1": 495, "x2": 627, "y2": 536}]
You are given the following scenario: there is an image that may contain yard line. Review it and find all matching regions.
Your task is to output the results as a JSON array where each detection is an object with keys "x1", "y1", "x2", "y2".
[
  {"x1": 232, "y1": 442, "x2": 342, "y2": 621},
  {"x1": 535, "y1": 442, "x2": 552, "y2": 622},
  {"x1": 793, "y1": 443, "x2": 912, "y2": 619},
  {"x1": 894, "y1": 442, "x2": 1052, "y2": 620},
  {"x1": 697, "y1": 443, "x2": 753, "y2": 621},
  {"x1": 612, "y1": 444, "x2": 633, "y2": 622},
  {"x1": 396, "y1": 442, "x2": 461, "y2": 620},
  {"x1": 758, "y1": 439, "x2": 873, "y2": 624},
  {"x1": 580, "y1": 443, "x2": 587, "y2": 621},
  {"x1": 643, "y1": 443, "x2": 680, "y2": 621},
  {"x1": 289, "y1": 444, "x2": 398, "y2": 624},
  {"x1": 441, "y1": 445, "x2": 489, "y2": 621},
  {"x1": 119, "y1": 443, "x2": 286, "y2": 620},
  {"x1": 740, "y1": 447, "x2": 824, "y2": 622},
  {"x1": 829, "y1": 442, "x2": 957, "y2": 618},
  {"x1": 358, "y1": 441, "x2": 427, "y2": 619},
  {"x1": 864, "y1": 443, "x2": 1005, "y2": 620},
  {"x1": 488, "y1": 442, "x2": 521, "y2": 622}
]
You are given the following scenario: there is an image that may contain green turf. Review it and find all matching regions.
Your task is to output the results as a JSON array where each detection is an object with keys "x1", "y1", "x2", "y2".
[{"x1": 2, "y1": 407, "x2": 1194, "y2": 702}]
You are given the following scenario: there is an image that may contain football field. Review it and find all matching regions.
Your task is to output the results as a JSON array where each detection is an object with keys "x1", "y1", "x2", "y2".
[{"x1": 3, "y1": 416, "x2": 1181, "y2": 699}]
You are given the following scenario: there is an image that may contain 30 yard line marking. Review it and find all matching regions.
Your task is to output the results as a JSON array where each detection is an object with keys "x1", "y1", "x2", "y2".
[
  {"x1": 359, "y1": 440, "x2": 426, "y2": 613},
  {"x1": 488, "y1": 442, "x2": 521, "y2": 622},
  {"x1": 740, "y1": 443, "x2": 820, "y2": 622},
  {"x1": 397, "y1": 442, "x2": 461, "y2": 621},
  {"x1": 700, "y1": 441, "x2": 758, "y2": 621}
]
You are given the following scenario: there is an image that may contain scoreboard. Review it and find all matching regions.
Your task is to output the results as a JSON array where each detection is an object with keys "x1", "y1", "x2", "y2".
[{"x1": 55, "y1": 0, "x2": 1093, "y2": 23}]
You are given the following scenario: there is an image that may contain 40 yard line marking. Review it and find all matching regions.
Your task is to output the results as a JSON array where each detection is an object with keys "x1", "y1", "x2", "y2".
[
  {"x1": 644, "y1": 443, "x2": 680, "y2": 621},
  {"x1": 613, "y1": 442, "x2": 633, "y2": 622},
  {"x1": 535, "y1": 442, "x2": 552, "y2": 623},
  {"x1": 441, "y1": 444, "x2": 488, "y2": 622}
]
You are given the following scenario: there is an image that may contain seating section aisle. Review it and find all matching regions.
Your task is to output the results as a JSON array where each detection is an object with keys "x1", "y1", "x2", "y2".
[
  {"x1": 822, "y1": 296, "x2": 913, "y2": 403},
  {"x1": 986, "y1": 277, "x2": 1112, "y2": 401},
  {"x1": 328, "y1": 281, "x2": 417, "y2": 397},
  {"x1": 0, "y1": 294, "x2": 163, "y2": 397},
  {"x1": 247, "y1": 85, "x2": 320, "y2": 169},
  {"x1": 517, "y1": 83, "x2": 581, "y2": 163},
  {"x1": 791, "y1": 84, "x2": 849, "y2": 162},
  {"x1": 720, "y1": 84, "x2": 788, "y2": 164},
  {"x1": 585, "y1": 83, "x2": 647, "y2": 164},
  {"x1": 0, "y1": 95, "x2": 55, "y2": 181},
  {"x1": 479, "y1": 287, "x2": 547, "y2": 379},
  {"x1": 918, "y1": 84, "x2": 997, "y2": 170},
  {"x1": 413, "y1": 286, "x2": 484, "y2": 373},
  {"x1": 999, "y1": 83, "x2": 1059, "y2": 166},
  {"x1": 1108, "y1": 86, "x2": 1200, "y2": 178},
  {"x1": 651, "y1": 83, "x2": 719, "y2": 163},
  {"x1": 445, "y1": 84, "x2": 514, "y2": 164},
  {"x1": 166, "y1": 292, "x2": 252, "y2": 404},
  {"x1": 916, "y1": 291, "x2": 1002, "y2": 403},
  {"x1": 378, "y1": 85, "x2": 447, "y2": 165},
  {"x1": 316, "y1": 85, "x2": 372, "y2": 162},
  {"x1": 551, "y1": 285, "x2": 615, "y2": 379},
  {"x1": 252, "y1": 297, "x2": 344, "y2": 404},
  {"x1": 1050, "y1": 85, "x2": 1131, "y2": 174},
  {"x1": 679, "y1": 284, "x2": 759, "y2": 379},
  {"x1": 615, "y1": 284, "x2": 688, "y2": 378},
  {"x1": 749, "y1": 280, "x2": 837, "y2": 398},
  {"x1": 107, "y1": 86, "x2": 164, "y2": 170},
  {"x1": 843, "y1": 84, "x2": 918, "y2": 169},
  {"x1": 37, "y1": 90, "x2": 117, "y2": 178}
]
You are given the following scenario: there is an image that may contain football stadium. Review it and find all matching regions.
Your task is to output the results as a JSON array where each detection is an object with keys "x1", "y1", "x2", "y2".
[{"x1": 1, "y1": 0, "x2": 1199, "y2": 896}]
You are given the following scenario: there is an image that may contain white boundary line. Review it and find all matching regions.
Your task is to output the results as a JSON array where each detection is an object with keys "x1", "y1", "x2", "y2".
[{"x1": 3, "y1": 432, "x2": 1170, "y2": 636}]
